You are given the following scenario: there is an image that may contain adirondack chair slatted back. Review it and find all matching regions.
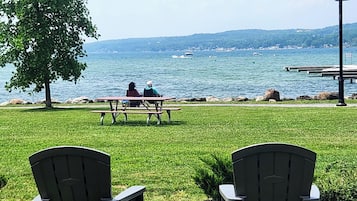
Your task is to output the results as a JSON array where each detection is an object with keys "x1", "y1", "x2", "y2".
[
  {"x1": 29, "y1": 146, "x2": 112, "y2": 201},
  {"x1": 232, "y1": 143, "x2": 316, "y2": 201}
]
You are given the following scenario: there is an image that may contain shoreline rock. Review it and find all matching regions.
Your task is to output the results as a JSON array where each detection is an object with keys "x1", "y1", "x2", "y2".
[
  {"x1": 1, "y1": 89, "x2": 356, "y2": 106},
  {"x1": 65, "y1": 96, "x2": 93, "y2": 104}
]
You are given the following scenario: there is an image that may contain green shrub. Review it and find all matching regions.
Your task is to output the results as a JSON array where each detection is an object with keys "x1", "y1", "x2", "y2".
[
  {"x1": 0, "y1": 175, "x2": 7, "y2": 189},
  {"x1": 318, "y1": 161, "x2": 357, "y2": 201},
  {"x1": 192, "y1": 154, "x2": 233, "y2": 201}
]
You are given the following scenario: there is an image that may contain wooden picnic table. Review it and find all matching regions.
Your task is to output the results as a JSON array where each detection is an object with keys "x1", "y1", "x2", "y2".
[{"x1": 92, "y1": 96, "x2": 180, "y2": 125}]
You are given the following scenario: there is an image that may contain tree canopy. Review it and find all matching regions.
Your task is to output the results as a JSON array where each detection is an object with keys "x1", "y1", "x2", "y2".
[{"x1": 0, "y1": 0, "x2": 99, "y2": 108}]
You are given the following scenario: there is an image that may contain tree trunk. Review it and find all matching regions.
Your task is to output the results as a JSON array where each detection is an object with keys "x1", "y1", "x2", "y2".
[{"x1": 44, "y1": 79, "x2": 52, "y2": 108}]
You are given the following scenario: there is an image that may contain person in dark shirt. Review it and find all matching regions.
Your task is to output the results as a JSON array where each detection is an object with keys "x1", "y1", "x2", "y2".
[{"x1": 126, "y1": 82, "x2": 141, "y2": 107}]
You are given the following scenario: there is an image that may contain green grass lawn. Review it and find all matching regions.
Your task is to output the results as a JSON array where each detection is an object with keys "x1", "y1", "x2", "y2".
[{"x1": 0, "y1": 105, "x2": 357, "y2": 200}]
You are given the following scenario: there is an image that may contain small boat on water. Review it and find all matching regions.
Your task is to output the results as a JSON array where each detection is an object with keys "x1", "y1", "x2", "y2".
[
  {"x1": 184, "y1": 51, "x2": 193, "y2": 56},
  {"x1": 171, "y1": 51, "x2": 193, "y2": 59},
  {"x1": 172, "y1": 55, "x2": 187, "y2": 59},
  {"x1": 253, "y1": 52, "x2": 262, "y2": 56}
]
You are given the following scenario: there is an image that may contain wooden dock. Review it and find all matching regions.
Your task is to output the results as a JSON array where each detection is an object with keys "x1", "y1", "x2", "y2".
[
  {"x1": 285, "y1": 65, "x2": 335, "y2": 72},
  {"x1": 285, "y1": 65, "x2": 357, "y2": 83}
]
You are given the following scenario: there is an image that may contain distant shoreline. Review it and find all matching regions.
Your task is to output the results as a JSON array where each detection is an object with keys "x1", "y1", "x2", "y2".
[{"x1": 84, "y1": 23, "x2": 357, "y2": 53}]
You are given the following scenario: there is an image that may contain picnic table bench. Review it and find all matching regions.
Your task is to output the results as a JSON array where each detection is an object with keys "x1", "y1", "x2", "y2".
[
  {"x1": 91, "y1": 97, "x2": 180, "y2": 125},
  {"x1": 91, "y1": 107, "x2": 181, "y2": 125}
]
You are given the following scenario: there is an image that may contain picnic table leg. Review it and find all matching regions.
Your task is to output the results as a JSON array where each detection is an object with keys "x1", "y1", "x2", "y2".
[
  {"x1": 124, "y1": 113, "x2": 128, "y2": 122},
  {"x1": 166, "y1": 110, "x2": 171, "y2": 123},
  {"x1": 115, "y1": 100, "x2": 119, "y2": 110},
  {"x1": 109, "y1": 101, "x2": 117, "y2": 124},
  {"x1": 143, "y1": 100, "x2": 150, "y2": 109},
  {"x1": 100, "y1": 112, "x2": 105, "y2": 125},
  {"x1": 146, "y1": 114, "x2": 161, "y2": 125},
  {"x1": 155, "y1": 101, "x2": 162, "y2": 124},
  {"x1": 111, "y1": 113, "x2": 117, "y2": 124},
  {"x1": 156, "y1": 113, "x2": 161, "y2": 125},
  {"x1": 149, "y1": 113, "x2": 161, "y2": 125},
  {"x1": 146, "y1": 114, "x2": 152, "y2": 125}
]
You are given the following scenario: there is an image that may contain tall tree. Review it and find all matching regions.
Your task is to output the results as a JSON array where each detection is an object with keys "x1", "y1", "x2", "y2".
[{"x1": 0, "y1": 0, "x2": 99, "y2": 108}]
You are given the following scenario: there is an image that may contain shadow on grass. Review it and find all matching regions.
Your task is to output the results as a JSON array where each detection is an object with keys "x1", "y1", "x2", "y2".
[
  {"x1": 0, "y1": 175, "x2": 7, "y2": 189},
  {"x1": 21, "y1": 107, "x2": 94, "y2": 112},
  {"x1": 99, "y1": 120, "x2": 186, "y2": 127}
]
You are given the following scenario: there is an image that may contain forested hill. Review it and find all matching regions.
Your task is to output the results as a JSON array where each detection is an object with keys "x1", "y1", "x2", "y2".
[{"x1": 84, "y1": 23, "x2": 357, "y2": 53}]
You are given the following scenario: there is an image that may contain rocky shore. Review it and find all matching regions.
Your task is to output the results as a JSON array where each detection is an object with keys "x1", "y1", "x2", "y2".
[{"x1": 2, "y1": 89, "x2": 357, "y2": 106}]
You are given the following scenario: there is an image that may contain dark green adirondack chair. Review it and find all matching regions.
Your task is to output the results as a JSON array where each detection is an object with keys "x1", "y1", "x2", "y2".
[
  {"x1": 219, "y1": 143, "x2": 320, "y2": 201},
  {"x1": 29, "y1": 146, "x2": 145, "y2": 201}
]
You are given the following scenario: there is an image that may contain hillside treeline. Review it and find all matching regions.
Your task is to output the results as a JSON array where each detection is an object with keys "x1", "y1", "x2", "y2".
[{"x1": 85, "y1": 23, "x2": 357, "y2": 53}]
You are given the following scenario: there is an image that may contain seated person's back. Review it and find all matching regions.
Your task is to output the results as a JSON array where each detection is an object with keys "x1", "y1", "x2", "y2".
[
  {"x1": 143, "y1": 88, "x2": 154, "y2": 97},
  {"x1": 144, "y1": 81, "x2": 160, "y2": 104},
  {"x1": 127, "y1": 89, "x2": 141, "y2": 97},
  {"x1": 126, "y1": 82, "x2": 141, "y2": 107}
]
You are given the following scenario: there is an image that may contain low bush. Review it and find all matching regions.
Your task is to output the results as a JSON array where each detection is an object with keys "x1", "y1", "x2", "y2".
[
  {"x1": 192, "y1": 154, "x2": 233, "y2": 201},
  {"x1": 318, "y1": 161, "x2": 357, "y2": 201}
]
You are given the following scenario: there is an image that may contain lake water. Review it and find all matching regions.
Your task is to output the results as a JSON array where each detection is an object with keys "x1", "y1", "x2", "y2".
[{"x1": 0, "y1": 47, "x2": 357, "y2": 103}]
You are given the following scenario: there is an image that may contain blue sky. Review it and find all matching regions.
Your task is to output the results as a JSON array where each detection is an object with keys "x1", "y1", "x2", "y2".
[{"x1": 86, "y1": 0, "x2": 357, "y2": 42}]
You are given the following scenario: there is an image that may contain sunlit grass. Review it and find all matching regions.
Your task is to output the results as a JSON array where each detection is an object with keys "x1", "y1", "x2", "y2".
[{"x1": 0, "y1": 105, "x2": 356, "y2": 200}]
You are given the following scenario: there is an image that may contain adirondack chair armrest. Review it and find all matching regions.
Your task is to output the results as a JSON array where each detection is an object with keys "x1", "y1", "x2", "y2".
[
  {"x1": 113, "y1": 185, "x2": 146, "y2": 201},
  {"x1": 219, "y1": 184, "x2": 246, "y2": 201},
  {"x1": 301, "y1": 184, "x2": 320, "y2": 201},
  {"x1": 32, "y1": 195, "x2": 49, "y2": 201},
  {"x1": 310, "y1": 184, "x2": 320, "y2": 200}
]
